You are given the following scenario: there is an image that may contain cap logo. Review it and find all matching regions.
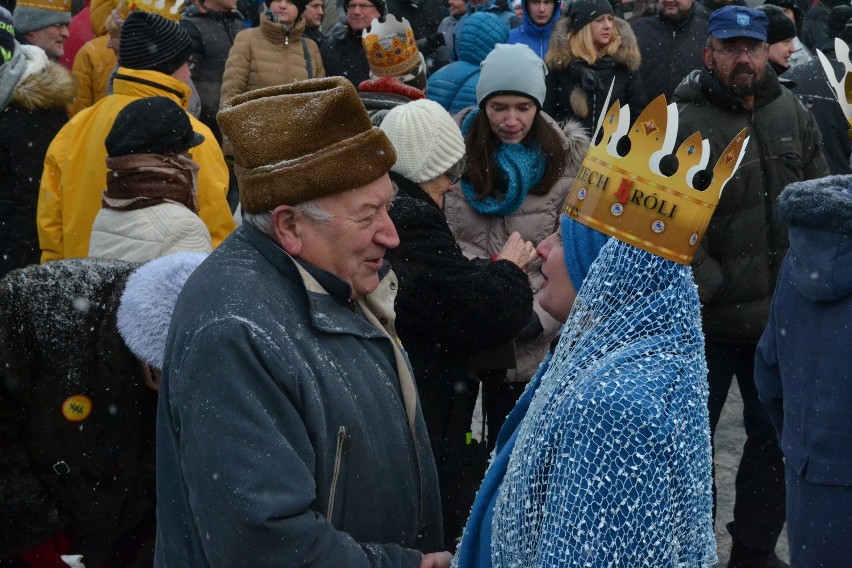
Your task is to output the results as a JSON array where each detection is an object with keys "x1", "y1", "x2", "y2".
[
  {"x1": 562, "y1": 94, "x2": 749, "y2": 265},
  {"x1": 737, "y1": 14, "x2": 750, "y2": 26}
]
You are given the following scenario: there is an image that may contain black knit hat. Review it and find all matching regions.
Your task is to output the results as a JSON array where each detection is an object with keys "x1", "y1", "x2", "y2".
[
  {"x1": 119, "y1": 11, "x2": 193, "y2": 75},
  {"x1": 106, "y1": 96, "x2": 204, "y2": 157},
  {"x1": 758, "y1": 5, "x2": 796, "y2": 44},
  {"x1": 828, "y1": 4, "x2": 852, "y2": 38},
  {"x1": 565, "y1": 0, "x2": 613, "y2": 32},
  {"x1": 764, "y1": 0, "x2": 802, "y2": 30},
  {"x1": 263, "y1": 0, "x2": 308, "y2": 17},
  {"x1": 343, "y1": 0, "x2": 387, "y2": 18}
]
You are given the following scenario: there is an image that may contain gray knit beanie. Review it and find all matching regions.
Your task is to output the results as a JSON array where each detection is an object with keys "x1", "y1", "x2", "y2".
[
  {"x1": 13, "y1": 0, "x2": 70, "y2": 35},
  {"x1": 380, "y1": 99, "x2": 465, "y2": 184},
  {"x1": 476, "y1": 43, "x2": 547, "y2": 108}
]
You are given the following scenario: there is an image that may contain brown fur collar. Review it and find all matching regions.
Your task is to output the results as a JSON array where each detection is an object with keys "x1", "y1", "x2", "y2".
[
  {"x1": 11, "y1": 58, "x2": 76, "y2": 111},
  {"x1": 544, "y1": 17, "x2": 641, "y2": 72}
]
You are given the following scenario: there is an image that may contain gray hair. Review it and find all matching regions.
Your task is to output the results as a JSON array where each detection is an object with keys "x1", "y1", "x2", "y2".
[{"x1": 242, "y1": 198, "x2": 334, "y2": 238}]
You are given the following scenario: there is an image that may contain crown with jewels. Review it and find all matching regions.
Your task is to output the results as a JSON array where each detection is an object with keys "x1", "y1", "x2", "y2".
[
  {"x1": 16, "y1": 0, "x2": 71, "y2": 13},
  {"x1": 362, "y1": 15, "x2": 420, "y2": 78},
  {"x1": 817, "y1": 38, "x2": 852, "y2": 139},
  {"x1": 561, "y1": 94, "x2": 749, "y2": 265}
]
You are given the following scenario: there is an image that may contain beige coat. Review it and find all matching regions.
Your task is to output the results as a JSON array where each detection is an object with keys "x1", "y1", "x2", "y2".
[
  {"x1": 444, "y1": 109, "x2": 588, "y2": 382},
  {"x1": 220, "y1": 15, "x2": 324, "y2": 108}
]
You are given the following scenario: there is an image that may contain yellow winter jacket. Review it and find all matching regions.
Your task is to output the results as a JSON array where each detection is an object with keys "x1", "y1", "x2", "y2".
[
  {"x1": 68, "y1": 34, "x2": 116, "y2": 117},
  {"x1": 38, "y1": 68, "x2": 235, "y2": 262}
]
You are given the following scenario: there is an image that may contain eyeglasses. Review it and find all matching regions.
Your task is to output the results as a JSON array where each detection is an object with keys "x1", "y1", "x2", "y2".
[
  {"x1": 710, "y1": 44, "x2": 767, "y2": 59},
  {"x1": 348, "y1": 2, "x2": 377, "y2": 10}
]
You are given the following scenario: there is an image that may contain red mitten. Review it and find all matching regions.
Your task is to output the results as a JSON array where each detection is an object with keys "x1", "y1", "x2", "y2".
[{"x1": 19, "y1": 531, "x2": 71, "y2": 568}]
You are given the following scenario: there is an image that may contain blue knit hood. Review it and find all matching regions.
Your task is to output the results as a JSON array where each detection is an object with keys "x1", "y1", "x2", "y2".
[
  {"x1": 777, "y1": 174, "x2": 852, "y2": 302},
  {"x1": 519, "y1": 0, "x2": 561, "y2": 37}
]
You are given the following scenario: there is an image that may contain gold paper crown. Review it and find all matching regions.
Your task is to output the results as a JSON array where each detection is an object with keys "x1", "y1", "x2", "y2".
[
  {"x1": 362, "y1": 15, "x2": 420, "y2": 78},
  {"x1": 817, "y1": 38, "x2": 852, "y2": 139},
  {"x1": 562, "y1": 94, "x2": 749, "y2": 265},
  {"x1": 16, "y1": 0, "x2": 71, "y2": 12}
]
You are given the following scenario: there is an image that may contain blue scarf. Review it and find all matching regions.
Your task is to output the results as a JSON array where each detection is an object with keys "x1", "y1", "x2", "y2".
[{"x1": 460, "y1": 109, "x2": 548, "y2": 217}]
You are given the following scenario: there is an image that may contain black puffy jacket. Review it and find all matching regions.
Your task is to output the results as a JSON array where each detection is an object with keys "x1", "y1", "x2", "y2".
[
  {"x1": 630, "y1": 2, "x2": 709, "y2": 102},
  {"x1": 673, "y1": 68, "x2": 829, "y2": 343}
]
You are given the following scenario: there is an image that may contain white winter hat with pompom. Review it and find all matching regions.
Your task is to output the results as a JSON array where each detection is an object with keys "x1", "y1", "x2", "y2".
[
  {"x1": 117, "y1": 252, "x2": 207, "y2": 370},
  {"x1": 379, "y1": 99, "x2": 466, "y2": 184}
]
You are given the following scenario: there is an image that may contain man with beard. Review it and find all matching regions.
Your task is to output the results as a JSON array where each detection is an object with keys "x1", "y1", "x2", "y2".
[
  {"x1": 673, "y1": 5, "x2": 827, "y2": 568},
  {"x1": 631, "y1": 0, "x2": 709, "y2": 100}
]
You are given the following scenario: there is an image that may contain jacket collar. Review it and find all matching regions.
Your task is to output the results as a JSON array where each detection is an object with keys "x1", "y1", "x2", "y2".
[
  {"x1": 389, "y1": 171, "x2": 440, "y2": 210},
  {"x1": 260, "y1": 12, "x2": 306, "y2": 43},
  {"x1": 112, "y1": 67, "x2": 193, "y2": 109},
  {"x1": 657, "y1": 2, "x2": 696, "y2": 30}
]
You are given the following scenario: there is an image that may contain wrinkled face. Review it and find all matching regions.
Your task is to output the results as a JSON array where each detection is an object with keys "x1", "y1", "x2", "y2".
[
  {"x1": 346, "y1": 0, "x2": 380, "y2": 32},
  {"x1": 589, "y1": 13, "x2": 614, "y2": 50},
  {"x1": 703, "y1": 37, "x2": 768, "y2": 97},
  {"x1": 528, "y1": 0, "x2": 555, "y2": 25},
  {"x1": 536, "y1": 230, "x2": 577, "y2": 323},
  {"x1": 657, "y1": 0, "x2": 692, "y2": 18},
  {"x1": 303, "y1": 0, "x2": 324, "y2": 27},
  {"x1": 296, "y1": 175, "x2": 400, "y2": 300},
  {"x1": 269, "y1": 0, "x2": 298, "y2": 26},
  {"x1": 767, "y1": 38, "x2": 795, "y2": 68},
  {"x1": 484, "y1": 94, "x2": 537, "y2": 144},
  {"x1": 24, "y1": 23, "x2": 69, "y2": 60},
  {"x1": 447, "y1": 0, "x2": 467, "y2": 16}
]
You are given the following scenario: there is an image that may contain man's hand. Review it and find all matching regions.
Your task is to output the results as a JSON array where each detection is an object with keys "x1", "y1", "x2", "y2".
[{"x1": 420, "y1": 551, "x2": 453, "y2": 568}]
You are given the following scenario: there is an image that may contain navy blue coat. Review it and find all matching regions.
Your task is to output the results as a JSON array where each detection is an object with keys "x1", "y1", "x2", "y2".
[
  {"x1": 755, "y1": 174, "x2": 852, "y2": 486},
  {"x1": 155, "y1": 224, "x2": 442, "y2": 567}
]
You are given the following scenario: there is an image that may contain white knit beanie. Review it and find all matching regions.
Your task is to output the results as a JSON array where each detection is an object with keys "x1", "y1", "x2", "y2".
[{"x1": 379, "y1": 99, "x2": 466, "y2": 184}]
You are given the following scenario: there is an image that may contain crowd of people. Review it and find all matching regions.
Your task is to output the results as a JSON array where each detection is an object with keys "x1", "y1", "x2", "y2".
[{"x1": 0, "y1": 0, "x2": 851, "y2": 565}]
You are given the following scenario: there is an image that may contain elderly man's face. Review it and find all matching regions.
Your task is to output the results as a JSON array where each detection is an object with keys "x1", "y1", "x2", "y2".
[
  {"x1": 658, "y1": 0, "x2": 692, "y2": 18},
  {"x1": 535, "y1": 230, "x2": 577, "y2": 323},
  {"x1": 703, "y1": 36, "x2": 768, "y2": 97},
  {"x1": 346, "y1": 0, "x2": 380, "y2": 32},
  {"x1": 24, "y1": 23, "x2": 69, "y2": 60},
  {"x1": 303, "y1": 0, "x2": 324, "y2": 27},
  {"x1": 292, "y1": 175, "x2": 399, "y2": 299}
]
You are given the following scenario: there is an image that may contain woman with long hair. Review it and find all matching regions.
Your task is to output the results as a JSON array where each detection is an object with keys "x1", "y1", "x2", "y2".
[
  {"x1": 543, "y1": 0, "x2": 645, "y2": 134},
  {"x1": 443, "y1": 42, "x2": 588, "y2": 449}
]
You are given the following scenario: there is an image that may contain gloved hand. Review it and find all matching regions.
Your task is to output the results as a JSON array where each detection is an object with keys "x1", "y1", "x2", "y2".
[
  {"x1": 426, "y1": 32, "x2": 446, "y2": 50},
  {"x1": 19, "y1": 532, "x2": 71, "y2": 568}
]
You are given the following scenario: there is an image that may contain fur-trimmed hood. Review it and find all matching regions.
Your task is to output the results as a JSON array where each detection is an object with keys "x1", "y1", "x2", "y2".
[
  {"x1": 7, "y1": 45, "x2": 76, "y2": 111},
  {"x1": 544, "y1": 17, "x2": 641, "y2": 71},
  {"x1": 560, "y1": 117, "x2": 591, "y2": 176},
  {"x1": 117, "y1": 252, "x2": 208, "y2": 369},
  {"x1": 777, "y1": 175, "x2": 852, "y2": 302}
]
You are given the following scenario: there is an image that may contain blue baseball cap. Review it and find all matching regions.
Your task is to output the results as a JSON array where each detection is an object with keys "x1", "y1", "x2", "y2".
[{"x1": 708, "y1": 6, "x2": 768, "y2": 42}]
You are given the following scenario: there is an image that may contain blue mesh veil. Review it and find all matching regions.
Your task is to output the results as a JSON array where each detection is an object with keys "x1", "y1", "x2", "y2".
[{"x1": 489, "y1": 238, "x2": 717, "y2": 567}]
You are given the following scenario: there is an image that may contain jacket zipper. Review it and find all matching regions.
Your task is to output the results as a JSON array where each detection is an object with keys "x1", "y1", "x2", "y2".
[
  {"x1": 749, "y1": 110, "x2": 778, "y2": 293},
  {"x1": 326, "y1": 425, "x2": 346, "y2": 524}
]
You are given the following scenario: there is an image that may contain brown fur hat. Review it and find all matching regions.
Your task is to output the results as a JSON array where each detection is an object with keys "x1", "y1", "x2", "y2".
[{"x1": 217, "y1": 77, "x2": 397, "y2": 213}]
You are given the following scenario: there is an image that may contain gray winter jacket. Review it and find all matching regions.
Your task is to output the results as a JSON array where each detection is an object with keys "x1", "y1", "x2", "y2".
[
  {"x1": 154, "y1": 224, "x2": 442, "y2": 567},
  {"x1": 673, "y1": 68, "x2": 829, "y2": 343}
]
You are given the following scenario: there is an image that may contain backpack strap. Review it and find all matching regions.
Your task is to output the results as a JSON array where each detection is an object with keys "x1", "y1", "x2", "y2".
[{"x1": 302, "y1": 38, "x2": 313, "y2": 79}]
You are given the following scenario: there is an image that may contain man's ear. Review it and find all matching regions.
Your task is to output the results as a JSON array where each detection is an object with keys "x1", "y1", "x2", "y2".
[{"x1": 272, "y1": 205, "x2": 303, "y2": 256}]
